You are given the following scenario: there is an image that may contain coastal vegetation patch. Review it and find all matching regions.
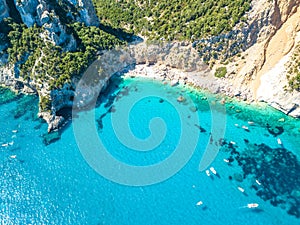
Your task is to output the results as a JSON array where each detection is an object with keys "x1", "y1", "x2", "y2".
[
  {"x1": 214, "y1": 66, "x2": 227, "y2": 78},
  {"x1": 286, "y1": 44, "x2": 300, "y2": 91}
]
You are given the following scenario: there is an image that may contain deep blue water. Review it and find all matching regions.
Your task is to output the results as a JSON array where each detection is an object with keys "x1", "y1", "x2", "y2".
[{"x1": 0, "y1": 77, "x2": 300, "y2": 225}]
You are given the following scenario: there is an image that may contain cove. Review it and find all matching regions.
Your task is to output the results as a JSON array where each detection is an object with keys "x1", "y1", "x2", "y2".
[{"x1": 0, "y1": 76, "x2": 299, "y2": 225}]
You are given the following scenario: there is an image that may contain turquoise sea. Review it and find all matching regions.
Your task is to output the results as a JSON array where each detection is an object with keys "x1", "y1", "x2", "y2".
[{"x1": 0, "y1": 75, "x2": 300, "y2": 225}]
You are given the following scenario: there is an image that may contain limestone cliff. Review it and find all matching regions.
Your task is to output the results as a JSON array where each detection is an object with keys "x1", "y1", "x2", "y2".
[
  {"x1": 0, "y1": 0, "x2": 100, "y2": 131},
  {"x1": 0, "y1": 0, "x2": 9, "y2": 22},
  {"x1": 214, "y1": 0, "x2": 300, "y2": 117}
]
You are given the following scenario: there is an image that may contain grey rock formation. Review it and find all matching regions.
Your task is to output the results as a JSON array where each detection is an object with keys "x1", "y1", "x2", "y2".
[
  {"x1": 0, "y1": 65, "x2": 15, "y2": 87},
  {"x1": 77, "y1": 0, "x2": 100, "y2": 26},
  {"x1": 38, "y1": 111, "x2": 65, "y2": 132},
  {"x1": 0, "y1": 0, "x2": 9, "y2": 22},
  {"x1": 11, "y1": 0, "x2": 99, "y2": 27},
  {"x1": 14, "y1": 0, "x2": 39, "y2": 27},
  {"x1": 65, "y1": 0, "x2": 100, "y2": 26},
  {"x1": 36, "y1": 2, "x2": 50, "y2": 25},
  {"x1": 50, "y1": 84, "x2": 74, "y2": 114},
  {"x1": 0, "y1": 0, "x2": 99, "y2": 50}
]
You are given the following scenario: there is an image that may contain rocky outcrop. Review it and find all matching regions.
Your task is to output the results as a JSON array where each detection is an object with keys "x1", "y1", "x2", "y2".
[
  {"x1": 38, "y1": 111, "x2": 65, "y2": 132},
  {"x1": 14, "y1": 0, "x2": 39, "y2": 27},
  {"x1": 13, "y1": 0, "x2": 99, "y2": 27},
  {"x1": 0, "y1": 0, "x2": 9, "y2": 22},
  {"x1": 1, "y1": 0, "x2": 99, "y2": 48},
  {"x1": 76, "y1": 0, "x2": 100, "y2": 26}
]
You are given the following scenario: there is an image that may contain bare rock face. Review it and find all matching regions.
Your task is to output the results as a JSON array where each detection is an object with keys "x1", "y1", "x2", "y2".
[
  {"x1": 50, "y1": 84, "x2": 74, "y2": 114},
  {"x1": 132, "y1": 42, "x2": 207, "y2": 72},
  {"x1": 253, "y1": 0, "x2": 300, "y2": 117},
  {"x1": 272, "y1": 0, "x2": 300, "y2": 27},
  {"x1": 77, "y1": 0, "x2": 100, "y2": 26},
  {"x1": 13, "y1": 0, "x2": 99, "y2": 27},
  {"x1": 0, "y1": 64, "x2": 15, "y2": 87},
  {"x1": 219, "y1": 0, "x2": 300, "y2": 118},
  {"x1": 0, "y1": 0, "x2": 9, "y2": 22},
  {"x1": 8, "y1": 0, "x2": 99, "y2": 49},
  {"x1": 36, "y1": 2, "x2": 50, "y2": 25},
  {"x1": 38, "y1": 111, "x2": 65, "y2": 132},
  {"x1": 257, "y1": 54, "x2": 300, "y2": 117},
  {"x1": 64, "y1": 0, "x2": 100, "y2": 26},
  {"x1": 42, "y1": 15, "x2": 76, "y2": 49},
  {"x1": 14, "y1": 0, "x2": 39, "y2": 27}
]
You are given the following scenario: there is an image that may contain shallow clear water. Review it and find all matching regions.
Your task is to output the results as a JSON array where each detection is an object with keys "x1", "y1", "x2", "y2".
[{"x1": 0, "y1": 77, "x2": 300, "y2": 225}]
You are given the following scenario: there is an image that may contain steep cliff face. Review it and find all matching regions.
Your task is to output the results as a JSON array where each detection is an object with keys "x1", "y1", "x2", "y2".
[
  {"x1": 14, "y1": 0, "x2": 39, "y2": 27},
  {"x1": 2, "y1": 0, "x2": 99, "y2": 47},
  {"x1": 0, "y1": 0, "x2": 10, "y2": 22},
  {"x1": 0, "y1": 0, "x2": 101, "y2": 131},
  {"x1": 74, "y1": 0, "x2": 100, "y2": 26},
  {"x1": 252, "y1": 0, "x2": 300, "y2": 116},
  {"x1": 13, "y1": 0, "x2": 99, "y2": 27},
  {"x1": 218, "y1": 0, "x2": 300, "y2": 117}
]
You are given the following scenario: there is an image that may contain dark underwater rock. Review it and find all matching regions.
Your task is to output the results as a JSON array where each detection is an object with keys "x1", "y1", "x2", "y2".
[
  {"x1": 43, "y1": 131, "x2": 61, "y2": 145},
  {"x1": 238, "y1": 142, "x2": 300, "y2": 218},
  {"x1": 266, "y1": 125, "x2": 284, "y2": 137},
  {"x1": 233, "y1": 173, "x2": 243, "y2": 182},
  {"x1": 194, "y1": 124, "x2": 206, "y2": 133}
]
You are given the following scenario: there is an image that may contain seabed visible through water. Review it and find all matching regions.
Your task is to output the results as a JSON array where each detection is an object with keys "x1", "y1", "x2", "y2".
[{"x1": 0, "y1": 75, "x2": 299, "y2": 224}]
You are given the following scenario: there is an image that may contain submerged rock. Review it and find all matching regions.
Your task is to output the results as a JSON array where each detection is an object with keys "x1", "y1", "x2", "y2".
[
  {"x1": 189, "y1": 106, "x2": 198, "y2": 112},
  {"x1": 233, "y1": 173, "x2": 243, "y2": 182},
  {"x1": 43, "y1": 131, "x2": 61, "y2": 145},
  {"x1": 194, "y1": 124, "x2": 206, "y2": 133},
  {"x1": 237, "y1": 142, "x2": 300, "y2": 218},
  {"x1": 177, "y1": 96, "x2": 186, "y2": 102},
  {"x1": 267, "y1": 125, "x2": 284, "y2": 137}
]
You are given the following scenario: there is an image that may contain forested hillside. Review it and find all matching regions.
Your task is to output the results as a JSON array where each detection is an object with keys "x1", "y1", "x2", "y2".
[{"x1": 93, "y1": 0, "x2": 251, "y2": 41}]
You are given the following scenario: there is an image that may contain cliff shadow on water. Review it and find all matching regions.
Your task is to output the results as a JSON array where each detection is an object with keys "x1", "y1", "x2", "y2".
[{"x1": 55, "y1": 72, "x2": 127, "y2": 139}]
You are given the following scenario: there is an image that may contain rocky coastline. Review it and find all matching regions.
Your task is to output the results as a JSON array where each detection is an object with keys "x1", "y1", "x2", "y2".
[
  {"x1": 1, "y1": 0, "x2": 300, "y2": 132},
  {"x1": 1, "y1": 40, "x2": 300, "y2": 132}
]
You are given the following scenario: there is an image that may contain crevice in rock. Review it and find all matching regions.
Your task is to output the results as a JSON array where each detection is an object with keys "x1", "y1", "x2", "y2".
[{"x1": 5, "y1": 0, "x2": 22, "y2": 23}]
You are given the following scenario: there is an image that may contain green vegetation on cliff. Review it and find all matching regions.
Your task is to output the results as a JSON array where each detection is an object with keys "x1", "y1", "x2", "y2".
[
  {"x1": 2, "y1": 19, "x2": 124, "y2": 89},
  {"x1": 215, "y1": 66, "x2": 227, "y2": 78},
  {"x1": 93, "y1": 0, "x2": 250, "y2": 41},
  {"x1": 287, "y1": 44, "x2": 300, "y2": 91}
]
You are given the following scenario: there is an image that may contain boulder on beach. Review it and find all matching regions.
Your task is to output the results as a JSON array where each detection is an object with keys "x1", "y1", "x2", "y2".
[{"x1": 170, "y1": 80, "x2": 179, "y2": 86}]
